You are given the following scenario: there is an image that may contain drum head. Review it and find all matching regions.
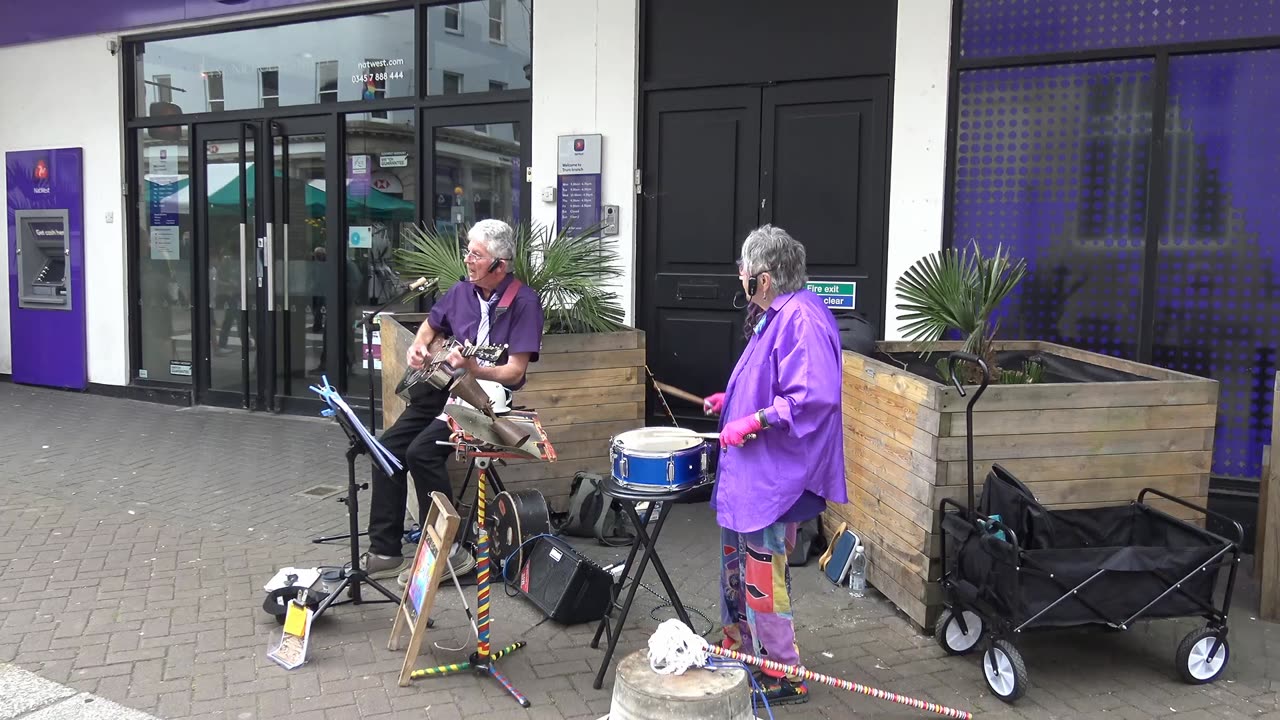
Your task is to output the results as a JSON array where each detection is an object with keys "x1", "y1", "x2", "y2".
[
  {"x1": 491, "y1": 489, "x2": 551, "y2": 573},
  {"x1": 614, "y1": 428, "x2": 702, "y2": 453}
]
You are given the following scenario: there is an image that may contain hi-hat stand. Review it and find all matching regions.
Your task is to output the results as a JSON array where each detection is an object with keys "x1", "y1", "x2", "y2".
[
  {"x1": 408, "y1": 410, "x2": 556, "y2": 707},
  {"x1": 410, "y1": 453, "x2": 529, "y2": 706}
]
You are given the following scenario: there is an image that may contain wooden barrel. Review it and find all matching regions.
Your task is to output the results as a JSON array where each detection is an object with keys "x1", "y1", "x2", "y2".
[{"x1": 609, "y1": 650, "x2": 753, "y2": 720}]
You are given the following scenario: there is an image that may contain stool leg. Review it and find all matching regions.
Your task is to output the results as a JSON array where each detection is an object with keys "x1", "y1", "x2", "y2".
[
  {"x1": 592, "y1": 500, "x2": 657, "y2": 650},
  {"x1": 592, "y1": 501, "x2": 664, "y2": 690},
  {"x1": 634, "y1": 503, "x2": 694, "y2": 630}
]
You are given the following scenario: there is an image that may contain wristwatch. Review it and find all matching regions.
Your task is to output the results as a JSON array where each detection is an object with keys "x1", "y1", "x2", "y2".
[{"x1": 756, "y1": 409, "x2": 770, "y2": 429}]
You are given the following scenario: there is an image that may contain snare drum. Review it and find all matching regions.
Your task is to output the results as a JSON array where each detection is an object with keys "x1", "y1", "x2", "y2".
[{"x1": 610, "y1": 427, "x2": 715, "y2": 493}]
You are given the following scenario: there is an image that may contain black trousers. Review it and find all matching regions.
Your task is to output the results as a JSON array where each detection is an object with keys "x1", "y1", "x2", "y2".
[{"x1": 368, "y1": 386, "x2": 455, "y2": 557}]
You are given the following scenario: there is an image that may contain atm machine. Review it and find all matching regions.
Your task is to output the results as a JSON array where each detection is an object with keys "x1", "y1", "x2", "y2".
[{"x1": 6, "y1": 148, "x2": 87, "y2": 390}]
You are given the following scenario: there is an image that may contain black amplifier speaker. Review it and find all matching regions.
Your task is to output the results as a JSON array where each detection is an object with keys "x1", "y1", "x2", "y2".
[{"x1": 517, "y1": 535, "x2": 613, "y2": 624}]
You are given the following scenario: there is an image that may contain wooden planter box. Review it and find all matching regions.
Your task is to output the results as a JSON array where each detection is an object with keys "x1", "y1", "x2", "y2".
[
  {"x1": 825, "y1": 340, "x2": 1219, "y2": 633},
  {"x1": 379, "y1": 313, "x2": 646, "y2": 512}
]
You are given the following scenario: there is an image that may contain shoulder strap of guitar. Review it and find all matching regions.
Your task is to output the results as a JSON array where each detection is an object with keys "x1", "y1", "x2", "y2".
[{"x1": 495, "y1": 278, "x2": 523, "y2": 319}]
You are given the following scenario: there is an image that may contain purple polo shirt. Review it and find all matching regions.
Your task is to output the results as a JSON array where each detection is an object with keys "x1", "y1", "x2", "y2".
[
  {"x1": 427, "y1": 273, "x2": 544, "y2": 390},
  {"x1": 712, "y1": 289, "x2": 847, "y2": 533}
]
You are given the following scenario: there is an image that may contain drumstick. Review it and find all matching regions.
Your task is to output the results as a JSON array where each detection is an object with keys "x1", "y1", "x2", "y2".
[
  {"x1": 653, "y1": 381, "x2": 707, "y2": 406},
  {"x1": 645, "y1": 428, "x2": 757, "y2": 443}
]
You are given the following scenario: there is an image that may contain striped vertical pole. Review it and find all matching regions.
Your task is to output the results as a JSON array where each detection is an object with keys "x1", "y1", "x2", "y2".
[{"x1": 474, "y1": 467, "x2": 491, "y2": 659}]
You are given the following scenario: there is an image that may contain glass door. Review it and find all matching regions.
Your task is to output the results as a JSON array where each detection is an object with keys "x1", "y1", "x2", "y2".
[
  {"x1": 193, "y1": 118, "x2": 338, "y2": 411},
  {"x1": 195, "y1": 121, "x2": 261, "y2": 408},
  {"x1": 268, "y1": 116, "x2": 339, "y2": 411}
]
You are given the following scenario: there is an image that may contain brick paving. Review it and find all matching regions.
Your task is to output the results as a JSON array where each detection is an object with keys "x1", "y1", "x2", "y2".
[{"x1": 1, "y1": 381, "x2": 1279, "y2": 719}]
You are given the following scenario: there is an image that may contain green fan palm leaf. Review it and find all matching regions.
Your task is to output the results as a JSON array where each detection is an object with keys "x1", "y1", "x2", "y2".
[
  {"x1": 894, "y1": 240, "x2": 1033, "y2": 383},
  {"x1": 394, "y1": 221, "x2": 627, "y2": 335}
]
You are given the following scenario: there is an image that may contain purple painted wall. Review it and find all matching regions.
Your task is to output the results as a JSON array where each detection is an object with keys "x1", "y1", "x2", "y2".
[
  {"x1": 7, "y1": 148, "x2": 87, "y2": 389},
  {"x1": 0, "y1": 0, "x2": 332, "y2": 47}
]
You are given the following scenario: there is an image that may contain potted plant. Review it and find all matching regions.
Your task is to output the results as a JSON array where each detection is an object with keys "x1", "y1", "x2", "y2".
[
  {"x1": 825, "y1": 242, "x2": 1219, "y2": 632},
  {"x1": 376, "y1": 222, "x2": 646, "y2": 511}
]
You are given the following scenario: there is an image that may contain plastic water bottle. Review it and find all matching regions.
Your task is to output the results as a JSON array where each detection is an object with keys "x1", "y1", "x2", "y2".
[{"x1": 848, "y1": 545, "x2": 867, "y2": 597}]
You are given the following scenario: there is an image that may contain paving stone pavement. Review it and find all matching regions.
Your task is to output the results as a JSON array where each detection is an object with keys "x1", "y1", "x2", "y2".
[{"x1": 2, "y1": 381, "x2": 1280, "y2": 720}]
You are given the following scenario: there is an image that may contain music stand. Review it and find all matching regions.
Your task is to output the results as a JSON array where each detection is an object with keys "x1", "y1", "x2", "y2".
[
  {"x1": 308, "y1": 379, "x2": 403, "y2": 618},
  {"x1": 313, "y1": 278, "x2": 436, "y2": 548}
]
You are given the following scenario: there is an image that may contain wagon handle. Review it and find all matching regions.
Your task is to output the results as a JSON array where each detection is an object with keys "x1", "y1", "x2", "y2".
[
  {"x1": 1138, "y1": 487, "x2": 1245, "y2": 546},
  {"x1": 947, "y1": 352, "x2": 991, "y2": 517}
]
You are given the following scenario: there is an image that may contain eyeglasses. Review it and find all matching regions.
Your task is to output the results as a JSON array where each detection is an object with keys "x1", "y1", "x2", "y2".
[{"x1": 463, "y1": 250, "x2": 490, "y2": 262}]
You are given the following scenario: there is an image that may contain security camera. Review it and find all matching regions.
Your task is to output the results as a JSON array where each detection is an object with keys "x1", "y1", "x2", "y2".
[{"x1": 107, "y1": 40, "x2": 119, "y2": 56}]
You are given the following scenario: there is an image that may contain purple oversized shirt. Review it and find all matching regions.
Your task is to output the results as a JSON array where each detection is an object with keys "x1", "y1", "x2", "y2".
[
  {"x1": 712, "y1": 289, "x2": 848, "y2": 533},
  {"x1": 427, "y1": 274, "x2": 544, "y2": 390}
]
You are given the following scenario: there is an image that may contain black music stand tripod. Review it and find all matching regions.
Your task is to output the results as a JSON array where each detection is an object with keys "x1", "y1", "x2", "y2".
[
  {"x1": 310, "y1": 387, "x2": 401, "y2": 619},
  {"x1": 312, "y1": 278, "x2": 436, "y2": 548}
]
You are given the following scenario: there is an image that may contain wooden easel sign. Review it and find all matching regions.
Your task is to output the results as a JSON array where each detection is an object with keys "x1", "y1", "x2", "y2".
[{"x1": 389, "y1": 491, "x2": 461, "y2": 686}]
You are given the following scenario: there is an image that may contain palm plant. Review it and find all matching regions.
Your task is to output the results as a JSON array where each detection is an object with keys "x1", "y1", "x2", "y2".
[
  {"x1": 394, "y1": 221, "x2": 627, "y2": 334},
  {"x1": 895, "y1": 240, "x2": 1042, "y2": 384}
]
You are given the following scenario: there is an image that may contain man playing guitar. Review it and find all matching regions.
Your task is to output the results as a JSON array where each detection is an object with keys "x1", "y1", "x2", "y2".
[{"x1": 362, "y1": 219, "x2": 544, "y2": 582}]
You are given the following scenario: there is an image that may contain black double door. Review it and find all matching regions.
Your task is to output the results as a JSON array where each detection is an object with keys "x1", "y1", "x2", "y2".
[
  {"x1": 640, "y1": 78, "x2": 890, "y2": 426},
  {"x1": 193, "y1": 116, "x2": 340, "y2": 412}
]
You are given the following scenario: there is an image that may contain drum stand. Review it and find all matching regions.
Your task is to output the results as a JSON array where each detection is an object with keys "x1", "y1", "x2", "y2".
[{"x1": 409, "y1": 446, "x2": 530, "y2": 707}]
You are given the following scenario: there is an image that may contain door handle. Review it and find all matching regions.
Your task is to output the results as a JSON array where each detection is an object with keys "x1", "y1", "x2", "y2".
[
  {"x1": 256, "y1": 237, "x2": 265, "y2": 289},
  {"x1": 239, "y1": 223, "x2": 248, "y2": 311},
  {"x1": 265, "y1": 224, "x2": 274, "y2": 310}
]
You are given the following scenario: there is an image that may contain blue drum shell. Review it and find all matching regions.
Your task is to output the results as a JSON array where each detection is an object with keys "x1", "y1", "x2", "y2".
[{"x1": 610, "y1": 439, "x2": 710, "y2": 493}]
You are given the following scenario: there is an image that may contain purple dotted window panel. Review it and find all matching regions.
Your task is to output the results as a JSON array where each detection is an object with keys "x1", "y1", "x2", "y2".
[
  {"x1": 1153, "y1": 50, "x2": 1280, "y2": 479},
  {"x1": 953, "y1": 59, "x2": 1155, "y2": 361},
  {"x1": 962, "y1": 0, "x2": 1280, "y2": 59}
]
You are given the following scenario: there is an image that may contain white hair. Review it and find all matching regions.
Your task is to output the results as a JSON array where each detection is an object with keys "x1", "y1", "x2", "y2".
[
  {"x1": 739, "y1": 224, "x2": 807, "y2": 294},
  {"x1": 468, "y1": 219, "x2": 515, "y2": 261}
]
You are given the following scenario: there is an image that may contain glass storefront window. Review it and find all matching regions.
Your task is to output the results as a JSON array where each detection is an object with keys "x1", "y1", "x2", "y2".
[
  {"x1": 134, "y1": 10, "x2": 415, "y2": 117},
  {"x1": 135, "y1": 125, "x2": 195, "y2": 383},
  {"x1": 425, "y1": 1, "x2": 531, "y2": 95},
  {"x1": 344, "y1": 111, "x2": 418, "y2": 394},
  {"x1": 433, "y1": 122, "x2": 522, "y2": 233}
]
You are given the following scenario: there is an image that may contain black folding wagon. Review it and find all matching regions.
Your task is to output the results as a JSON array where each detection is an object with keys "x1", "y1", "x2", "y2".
[{"x1": 935, "y1": 352, "x2": 1243, "y2": 703}]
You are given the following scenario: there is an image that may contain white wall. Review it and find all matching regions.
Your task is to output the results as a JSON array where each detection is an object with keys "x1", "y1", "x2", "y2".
[
  {"x1": 884, "y1": 0, "x2": 954, "y2": 340},
  {"x1": 529, "y1": 0, "x2": 640, "y2": 325},
  {"x1": 0, "y1": 35, "x2": 128, "y2": 384}
]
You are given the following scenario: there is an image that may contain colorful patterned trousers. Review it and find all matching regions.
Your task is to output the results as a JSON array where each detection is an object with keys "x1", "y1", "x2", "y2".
[{"x1": 719, "y1": 521, "x2": 802, "y2": 679}]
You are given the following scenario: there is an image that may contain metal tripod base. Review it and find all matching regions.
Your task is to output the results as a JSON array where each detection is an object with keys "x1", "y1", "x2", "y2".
[
  {"x1": 313, "y1": 570, "x2": 400, "y2": 619},
  {"x1": 410, "y1": 642, "x2": 529, "y2": 706}
]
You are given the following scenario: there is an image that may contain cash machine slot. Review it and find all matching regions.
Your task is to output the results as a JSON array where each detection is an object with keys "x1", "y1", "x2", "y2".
[{"x1": 16, "y1": 211, "x2": 71, "y2": 309}]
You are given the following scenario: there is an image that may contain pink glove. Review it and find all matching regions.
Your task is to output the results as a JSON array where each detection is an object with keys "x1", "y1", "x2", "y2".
[
  {"x1": 703, "y1": 392, "x2": 726, "y2": 415},
  {"x1": 720, "y1": 413, "x2": 763, "y2": 448}
]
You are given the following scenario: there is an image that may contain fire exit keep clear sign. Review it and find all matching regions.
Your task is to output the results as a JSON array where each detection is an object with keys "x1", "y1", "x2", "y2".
[{"x1": 806, "y1": 281, "x2": 856, "y2": 309}]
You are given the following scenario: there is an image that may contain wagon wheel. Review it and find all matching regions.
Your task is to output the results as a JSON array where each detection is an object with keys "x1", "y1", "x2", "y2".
[
  {"x1": 1176, "y1": 627, "x2": 1229, "y2": 684},
  {"x1": 983, "y1": 638, "x2": 1028, "y2": 703},
  {"x1": 935, "y1": 608, "x2": 984, "y2": 656}
]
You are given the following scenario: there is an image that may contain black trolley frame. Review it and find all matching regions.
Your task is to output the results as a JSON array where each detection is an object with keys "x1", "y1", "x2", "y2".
[{"x1": 936, "y1": 352, "x2": 1244, "y2": 703}]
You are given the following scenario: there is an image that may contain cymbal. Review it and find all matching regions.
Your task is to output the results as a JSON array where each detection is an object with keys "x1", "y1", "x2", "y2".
[{"x1": 444, "y1": 404, "x2": 544, "y2": 460}]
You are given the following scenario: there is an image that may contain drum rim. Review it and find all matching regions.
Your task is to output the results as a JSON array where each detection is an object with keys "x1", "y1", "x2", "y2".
[
  {"x1": 614, "y1": 475, "x2": 712, "y2": 493},
  {"x1": 613, "y1": 428, "x2": 704, "y2": 451}
]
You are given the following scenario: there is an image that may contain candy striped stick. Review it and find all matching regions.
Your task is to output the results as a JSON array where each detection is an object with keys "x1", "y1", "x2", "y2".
[{"x1": 707, "y1": 644, "x2": 973, "y2": 719}]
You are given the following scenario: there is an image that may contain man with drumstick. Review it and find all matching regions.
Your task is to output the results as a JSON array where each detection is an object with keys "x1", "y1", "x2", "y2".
[
  {"x1": 361, "y1": 219, "x2": 544, "y2": 583},
  {"x1": 702, "y1": 224, "x2": 847, "y2": 706}
]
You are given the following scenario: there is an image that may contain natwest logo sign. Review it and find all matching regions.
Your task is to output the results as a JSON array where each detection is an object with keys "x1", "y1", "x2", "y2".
[{"x1": 33, "y1": 158, "x2": 51, "y2": 194}]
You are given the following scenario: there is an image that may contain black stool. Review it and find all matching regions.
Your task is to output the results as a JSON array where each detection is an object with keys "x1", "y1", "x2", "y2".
[{"x1": 589, "y1": 475, "x2": 713, "y2": 689}]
